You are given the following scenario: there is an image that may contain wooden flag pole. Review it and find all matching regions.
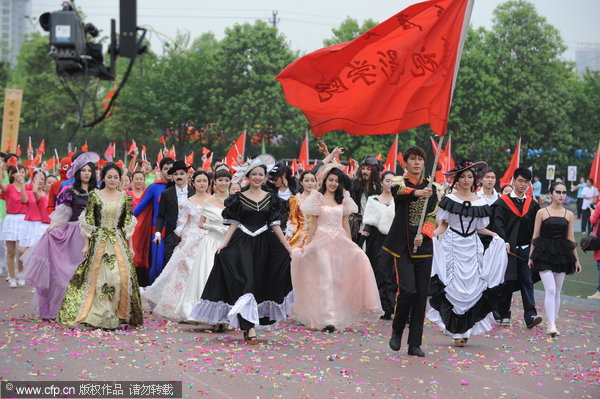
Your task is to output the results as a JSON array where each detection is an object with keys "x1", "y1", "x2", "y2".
[{"x1": 413, "y1": 134, "x2": 444, "y2": 253}]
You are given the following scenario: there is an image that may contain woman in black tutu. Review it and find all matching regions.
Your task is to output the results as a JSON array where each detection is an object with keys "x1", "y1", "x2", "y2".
[
  {"x1": 190, "y1": 155, "x2": 293, "y2": 344},
  {"x1": 529, "y1": 182, "x2": 581, "y2": 337}
]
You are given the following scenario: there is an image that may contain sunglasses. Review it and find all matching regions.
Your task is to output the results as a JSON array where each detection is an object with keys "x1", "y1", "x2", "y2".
[{"x1": 554, "y1": 190, "x2": 567, "y2": 195}]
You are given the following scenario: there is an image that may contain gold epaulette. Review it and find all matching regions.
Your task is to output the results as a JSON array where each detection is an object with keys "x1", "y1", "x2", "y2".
[{"x1": 391, "y1": 175, "x2": 407, "y2": 194}]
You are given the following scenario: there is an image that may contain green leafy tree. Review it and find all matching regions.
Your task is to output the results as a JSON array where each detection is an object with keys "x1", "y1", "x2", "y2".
[
  {"x1": 449, "y1": 0, "x2": 577, "y2": 179},
  {"x1": 206, "y1": 21, "x2": 307, "y2": 159},
  {"x1": 323, "y1": 17, "x2": 378, "y2": 47}
]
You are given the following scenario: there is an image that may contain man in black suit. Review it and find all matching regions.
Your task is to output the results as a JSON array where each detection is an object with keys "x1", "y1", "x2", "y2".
[
  {"x1": 154, "y1": 160, "x2": 195, "y2": 268},
  {"x1": 491, "y1": 167, "x2": 542, "y2": 329}
]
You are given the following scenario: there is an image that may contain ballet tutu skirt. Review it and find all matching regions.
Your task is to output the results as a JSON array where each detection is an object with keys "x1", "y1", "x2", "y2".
[{"x1": 531, "y1": 216, "x2": 576, "y2": 274}]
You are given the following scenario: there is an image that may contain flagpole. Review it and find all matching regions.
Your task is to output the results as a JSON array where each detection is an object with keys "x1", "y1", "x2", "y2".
[{"x1": 413, "y1": 134, "x2": 445, "y2": 253}]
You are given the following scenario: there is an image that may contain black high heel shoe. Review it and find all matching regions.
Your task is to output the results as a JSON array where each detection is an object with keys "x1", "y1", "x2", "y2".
[
  {"x1": 243, "y1": 329, "x2": 258, "y2": 345},
  {"x1": 321, "y1": 325, "x2": 335, "y2": 333}
]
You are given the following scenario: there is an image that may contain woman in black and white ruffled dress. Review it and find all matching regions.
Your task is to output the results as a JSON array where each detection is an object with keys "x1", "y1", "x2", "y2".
[{"x1": 427, "y1": 161, "x2": 508, "y2": 347}]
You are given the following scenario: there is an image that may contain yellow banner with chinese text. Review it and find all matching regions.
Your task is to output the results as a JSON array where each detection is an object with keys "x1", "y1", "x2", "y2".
[{"x1": 1, "y1": 89, "x2": 23, "y2": 153}]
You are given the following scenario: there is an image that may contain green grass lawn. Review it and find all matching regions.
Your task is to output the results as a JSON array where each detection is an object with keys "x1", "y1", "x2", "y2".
[{"x1": 533, "y1": 232, "x2": 598, "y2": 298}]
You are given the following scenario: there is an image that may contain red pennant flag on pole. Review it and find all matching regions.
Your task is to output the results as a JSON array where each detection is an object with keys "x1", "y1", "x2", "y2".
[
  {"x1": 38, "y1": 139, "x2": 46, "y2": 155},
  {"x1": 157, "y1": 149, "x2": 163, "y2": 164},
  {"x1": 383, "y1": 135, "x2": 398, "y2": 173},
  {"x1": 445, "y1": 136, "x2": 455, "y2": 171},
  {"x1": 203, "y1": 152, "x2": 213, "y2": 172},
  {"x1": 81, "y1": 141, "x2": 88, "y2": 152},
  {"x1": 45, "y1": 156, "x2": 57, "y2": 171},
  {"x1": 16, "y1": 144, "x2": 21, "y2": 157},
  {"x1": 159, "y1": 136, "x2": 166, "y2": 147},
  {"x1": 276, "y1": 0, "x2": 474, "y2": 137},
  {"x1": 298, "y1": 133, "x2": 310, "y2": 171},
  {"x1": 167, "y1": 145, "x2": 176, "y2": 160},
  {"x1": 5, "y1": 138, "x2": 14, "y2": 152},
  {"x1": 185, "y1": 152, "x2": 194, "y2": 167},
  {"x1": 104, "y1": 143, "x2": 115, "y2": 161},
  {"x1": 202, "y1": 147, "x2": 211, "y2": 155},
  {"x1": 590, "y1": 140, "x2": 600, "y2": 191},
  {"x1": 127, "y1": 140, "x2": 137, "y2": 155},
  {"x1": 225, "y1": 131, "x2": 246, "y2": 169},
  {"x1": 499, "y1": 138, "x2": 521, "y2": 188}
]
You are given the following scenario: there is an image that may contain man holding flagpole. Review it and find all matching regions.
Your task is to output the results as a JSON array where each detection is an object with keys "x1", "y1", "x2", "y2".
[
  {"x1": 383, "y1": 146, "x2": 437, "y2": 357},
  {"x1": 276, "y1": 0, "x2": 475, "y2": 356}
]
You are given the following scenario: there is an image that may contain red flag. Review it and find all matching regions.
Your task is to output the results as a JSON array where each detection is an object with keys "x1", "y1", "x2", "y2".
[
  {"x1": 127, "y1": 140, "x2": 137, "y2": 155},
  {"x1": 81, "y1": 141, "x2": 88, "y2": 152},
  {"x1": 202, "y1": 147, "x2": 211, "y2": 155},
  {"x1": 375, "y1": 154, "x2": 382, "y2": 161},
  {"x1": 590, "y1": 140, "x2": 600, "y2": 191},
  {"x1": 203, "y1": 152, "x2": 213, "y2": 172},
  {"x1": 276, "y1": 0, "x2": 473, "y2": 137},
  {"x1": 167, "y1": 146, "x2": 176, "y2": 160},
  {"x1": 159, "y1": 136, "x2": 166, "y2": 147},
  {"x1": 115, "y1": 160, "x2": 124, "y2": 169},
  {"x1": 445, "y1": 136, "x2": 455, "y2": 171},
  {"x1": 8, "y1": 156, "x2": 17, "y2": 167},
  {"x1": 383, "y1": 135, "x2": 398, "y2": 173},
  {"x1": 185, "y1": 152, "x2": 194, "y2": 167},
  {"x1": 348, "y1": 158, "x2": 357, "y2": 177},
  {"x1": 24, "y1": 152, "x2": 42, "y2": 167},
  {"x1": 157, "y1": 150, "x2": 163, "y2": 164},
  {"x1": 104, "y1": 143, "x2": 115, "y2": 161},
  {"x1": 38, "y1": 139, "x2": 46, "y2": 155},
  {"x1": 45, "y1": 157, "x2": 57, "y2": 171},
  {"x1": 225, "y1": 131, "x2": 246, "y2": 169},
  {"x1": 499, "y1": 138, "x2": 521, "y2": 187},
  {"x1": 397, "y1": 152, "x2": 406, "y2": 169},
  {"x1": 5, "y1": 138, "x2": 14, "y2": 152},
  {"x1": 46, "y1": 157, "x2": 57, "y2": 172},
  {"x1": 16, "y1": 144, "x2": 21, "y2": 157},
  {"x1": 298, "y1": 133, "x2": 310, "y2": 170}
]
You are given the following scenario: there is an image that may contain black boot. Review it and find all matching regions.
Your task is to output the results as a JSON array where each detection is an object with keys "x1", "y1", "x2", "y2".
[
  {"x1": 389, "y1": 330, "x2": 402, "y2": 351},
  {"x1": 407, "y1": 345, "x2": 425, "y2": 357}
]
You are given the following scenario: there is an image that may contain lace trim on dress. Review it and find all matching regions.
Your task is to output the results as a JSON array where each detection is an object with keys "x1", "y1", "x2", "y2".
[
  {"x1": 438, "y1": 195, "x2": 491, "y2": 218},
  {"x1": 190, "y1": 291, "x2": 294, "y2": 330},
  {"x1": 238, "y1": 224, "x2": 268, "y2": 237}
]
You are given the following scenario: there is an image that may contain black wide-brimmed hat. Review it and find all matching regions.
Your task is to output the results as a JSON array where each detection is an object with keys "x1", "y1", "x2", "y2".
[
  {"x1": 443, "y1": 160, "x2": 487, "y2": 178},
  {"x1": 167, "y1": 160, "x2": 191, "y2": 175},
  {"x1": 360, "y1": 155, "x2": 384, "y2": 172}
]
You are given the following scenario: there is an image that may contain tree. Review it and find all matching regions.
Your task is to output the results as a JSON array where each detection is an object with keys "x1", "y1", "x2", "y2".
[
  {"x1": 206, "y1": 21, "x2": 307, "y2": 159},
  {"x1": 323, "y1": 17, "x2": 378, "y2": 47},
  {"x1": 448, "y1": 0, "x2": 578, "y2": 179}
]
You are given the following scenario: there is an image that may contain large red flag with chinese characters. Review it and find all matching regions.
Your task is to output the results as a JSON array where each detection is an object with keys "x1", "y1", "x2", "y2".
[
  {"x1": 276, "y1": 0, "x2": 473, "y2": 137},
  {"x1": 499, "y1": 138, "x2": 521, "y2": 188},
  {"x1": 298, "y1": 133, "x2": 310, "y2": 170},
  {"x1": 225, "y1": 131, "x2": 246, "y2": 169},
  {"x1": 383, "y1": 135, "x2": 398, "y2": 173},
  {"x1": 590, "y1": 140, "x2": 600, "y2": 191}
]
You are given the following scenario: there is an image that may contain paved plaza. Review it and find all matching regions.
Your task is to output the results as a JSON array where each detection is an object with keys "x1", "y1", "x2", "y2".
[{"x1": 0, "y1": 281, "x2": 598, "y2": 399}]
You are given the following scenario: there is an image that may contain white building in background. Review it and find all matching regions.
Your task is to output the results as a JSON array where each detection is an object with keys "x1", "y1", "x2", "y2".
[
  {"x1": 0, "y1": 0, "x2": 32, "y2": 65},
  {"x1": 575, "y1": 43, "x2": 600, "y2": 75}
]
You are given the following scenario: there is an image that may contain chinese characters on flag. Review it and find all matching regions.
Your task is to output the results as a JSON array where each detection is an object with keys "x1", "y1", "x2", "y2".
[
  {"x1": 1, "y1": 89, "x2": 23, "y2": 152},
  {"x1": 276, "y1": 0, "x2": 473, "y2": 137}
]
